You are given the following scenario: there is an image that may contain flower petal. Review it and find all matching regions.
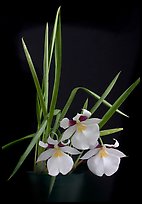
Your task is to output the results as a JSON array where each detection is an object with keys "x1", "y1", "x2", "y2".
[
  {"x1": 37, "y1": 149, "x2": 55, "y2": 162},
  {"x1": 47, "y1": 156, "x2": 60, "y2": 176},
  {"x1": 87, "y1": 154, "x2": 104, "y2": 176},
  {"x1": 107, "y1": 148, "x2": 126, "y2": 158},
  {"x1": 71, "y1": 131, "x2": 89, "y2": 150},
  {"x1": 82, "y1": 109, "x2": 91, "y2": 118},
  {"x1": 61, "y1": 125, "x2": 76, "y2": 141},
  {"x1": 39, "y1": 141, "x2": 48, "y2": 148},
  {"x1": 73, "y1": 113, "x2": 81, "y2": 121},
  {"x1": 103, "y1": 154, "x2": 120, "y2": 176},
  {"x1": 60, "y1": 118, "x2": 70, "y2": 129},
  {"x1": 60, "y1": 146, "x2": 80, "y2": 155},
  {"x1": 58, "y1": 153, "x2": 74, "y2": 175},
  {"x1": 60, "y1": 139, "x2": 70, "y2": 146},
  {"x1": 80, "y1": 148, "x2": 100, "y2": 160},
  {"x1": 84, "y1": 118, "x2": 101, "y2": 125},
  {"x1": 82, "y1": 124, "x2": 100, "y2": 147},
  {"x1": 89, "y1": 140, "x2": 100, "y2": 149},
  {"x1": 105, "y1": 139, "x2": 119, "y2": 148},
  {"x1": 47, "y1": 136, "x2": 58, "y2": 145}
]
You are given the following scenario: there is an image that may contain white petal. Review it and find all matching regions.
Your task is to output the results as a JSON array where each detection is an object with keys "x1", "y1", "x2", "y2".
[
  {"x1": 37, "y1": 149, "x2": 55, "y2": 162},
  {"x1": 105, "y1": 139, "x2": 119, "y2": 148},
  {"x1": 87, "y1": 154, "x2": 104, "y2": 176},
  {"x1": 61, "y1": 125, "x2": 76, "y2": 141},
  {"x1": 71, "y1": 124, "x2": 99, "y2": 150},
  {"x1": 106, "y1": 148, "x2": 126, "y2": 158},
  {"x1": 83, "y1": 124, "x2": 100, "y2": 146},
  {"x1": 89, "y1": 140, "x2": 99, "y2": 149},
  {"x1": 60, "y1": 139, "x2": 70, "y2": 146},
  {"x1": 103, "y1": 154, "x2": 120, "y2": 176},
  {"x1": 82, "y1": 109, "x2": 91, "y2": 118},
  {"x1": 47, "y1": 136, "x2": 58, "y2": 145},
  {"x1": 60, "y1": 118, "x2": 70, "y2": 129},
  {"x1": 93, "y1": 118, "x2": 101, "y2": 124},
  {"x1": 58, "y1": 153, "x2": 74, "y2": 175},
  {"x1": 80, "y1": 148, "x2": 100, "y2": 160},
  {"x1": 47, "y1": 156, "x2": 60, "y2": 176},
  {"x1": 71, "y1": 131, "x2": 89, "y2": 150},
  {"x1": 84, "y1": 118, "x2": 101, "y2": 125},
  {"x1": 39, "y1": 141, "x2": 48, "y2": 148},
  {"x1": 60, "y1": 146, "x2": 80, "y2": 155},
  {"x1": 73, "y1": 113, "x2": 81, "y2": 121}
]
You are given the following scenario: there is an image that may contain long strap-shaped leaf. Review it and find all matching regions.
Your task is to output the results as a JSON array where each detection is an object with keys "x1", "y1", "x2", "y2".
[
  {"x1": 48, "y1": 7, "x2": 61, "y2": 69},
  {"x1": 43, "y1": 23, "x2": 49, "y2": 110},
  {"x1": 100, "y1": 128, "x2": 123, "y2": 136},
  {"x1": 45, "y1": 8, "x2": 62, "y2": 139},
  {"x1": 99, "y1": 77, "x2": 140, "y2": 129},
  {"x1": 90, "y1": 71, "x2": 121, "y2": 114},
  {"x1": 2, "y1": 134, "x2": 34, "y2": 150},
  {"x1": 8, "y1": 119, "x2": 47, "y2": 180},
  {"x1": 38, "y1": 7, "x2": 61, "y2": 121},
  {"x1": 22, "y1": 39, "x2": 47, "y2": 118},
  {"x1": 60, "y1": 86, "x2": 128, "y2": 122}
]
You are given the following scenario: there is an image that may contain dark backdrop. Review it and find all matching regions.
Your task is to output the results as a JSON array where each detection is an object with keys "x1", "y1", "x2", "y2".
[{"x1": 1, "y1": 1, "x2": 141, "y2": 202}]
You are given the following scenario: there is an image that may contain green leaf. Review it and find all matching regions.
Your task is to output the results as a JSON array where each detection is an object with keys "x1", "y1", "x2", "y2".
[
  {"x1": 48, "y1": 6, "x2": 61, "y2": 68},
  {"x1": 53, "y1": 109, "x2": 61, "y2": 116},
  {"x1": 82, "y1": 87, "x2": 128, "y2": 117},
  {"x1": 45, "y1": 8, "x2": 62, "y2": 138},
  {"x1": 2, "y1": 134, "x2": 34, "y2": 150},
  {"x1": 22, "y1": 38, "x2": 47, "y2": 118},
  {"x1": 60, "y1": 86, "x2": 128, "y2": 122},
  {"x1": 43, "y1": 23, "x2": 49, "y2": 110},
  {"x1": 90, "y1": 71, "x2": 121, "y2": 114},
  {"x1": 8, "y1": 119, "x2": 47, "y2": 180},
  {"x1": 99, "y1": 77, "x2": 140, "y2": 129},
  {"x1": 36, "y1": 94, "x2": 42, "y2": 128},
  {"x1": 82, "y1": 98, "x2": 89, "y2": 110},
  {"x1": 100, "y1": 128, "x2": 123, "y2": 136},
  {"x1": 51, "y1": 111, "x2": 61, "y2": 139}
]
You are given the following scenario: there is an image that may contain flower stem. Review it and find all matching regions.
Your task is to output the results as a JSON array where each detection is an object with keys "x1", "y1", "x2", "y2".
[
  {"x1": 99, "y1": 136, "x2": 104, "y2": 146},
  {"x1": 73, "y1": 151, "x2": 84, "y2": 169}
]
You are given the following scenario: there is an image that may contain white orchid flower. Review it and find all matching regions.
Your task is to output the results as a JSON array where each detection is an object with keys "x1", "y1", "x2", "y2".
[
  {"x1": 37, "y1": 137, "x2": 80, "y2": 176},
  {"x1": 80, "y1": 139, "x2": 126, "y2": 176},
  {"x1": 60, "y1": 109, "x2": 101, "y2": 150}
]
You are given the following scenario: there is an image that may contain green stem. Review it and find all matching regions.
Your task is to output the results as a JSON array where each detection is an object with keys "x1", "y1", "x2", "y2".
[
  {"x1": 99, "y1": 137, "x2": 104, "y2": 146},
  {"x1": 73, "y1": 151, "x2": 84, "y2": 169}
]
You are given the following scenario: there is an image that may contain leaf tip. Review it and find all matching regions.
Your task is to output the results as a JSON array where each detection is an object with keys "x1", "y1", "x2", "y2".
[{"x1": 21, "y1": 37, "x2": 26, "y2": 47}]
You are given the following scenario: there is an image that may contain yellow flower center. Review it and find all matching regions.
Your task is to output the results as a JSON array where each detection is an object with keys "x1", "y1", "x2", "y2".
[
  {"x1": 76, "y1": 122, "x2": 87, "y2": 133},
  {"x1": 99, "y1": 147, "x2": 108, "y2": 158},
  {"x1": 53, "y1": 147, "x2": 64, "y2": 158}
]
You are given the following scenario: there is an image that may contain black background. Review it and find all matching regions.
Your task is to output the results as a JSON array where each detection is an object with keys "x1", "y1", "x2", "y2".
[{"x1": 1, "y1": 1, "x2": 141, "y2": 202}]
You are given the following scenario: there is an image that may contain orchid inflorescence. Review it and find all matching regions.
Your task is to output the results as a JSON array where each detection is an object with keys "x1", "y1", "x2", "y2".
[{"x1": 37, "y1": 109, "x2": 126, "y2": 177}]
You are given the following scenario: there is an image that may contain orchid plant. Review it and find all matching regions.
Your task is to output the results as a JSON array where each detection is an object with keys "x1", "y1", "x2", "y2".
[{"x1": 2, "y1": 7, "x2": 140, "y2": 194}]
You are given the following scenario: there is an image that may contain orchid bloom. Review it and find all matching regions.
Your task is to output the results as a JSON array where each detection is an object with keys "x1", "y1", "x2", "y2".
[
  {"x1": 60, "y1": 109, "x2": 101, "y2": 150},
  {"x1": 37, "y1": 137, "x2": 80, "y2": 176},
  {"x1": 80, "y1": 139, "x2": 126, "y2": 176}
]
